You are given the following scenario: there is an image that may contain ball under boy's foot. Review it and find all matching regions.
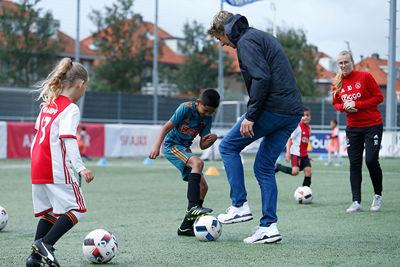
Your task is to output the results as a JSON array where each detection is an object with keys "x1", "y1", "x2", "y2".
[
  {"x1": 185, "y1": 205, "x2": 213, "y2": 221},
  {"x1": 26, "y1": 251, "x2": 43, "y2": 267},
  {"x1": 177, "y1": 227, "x2": 195, "y2": 236},
  {"x1": 32, "y1": 238, "x2": 60, "y2": 267}
]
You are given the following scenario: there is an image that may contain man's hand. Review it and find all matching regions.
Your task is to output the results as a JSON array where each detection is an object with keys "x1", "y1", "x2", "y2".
[
  {"x1": 80, "y1": 169, "x2": 94, "y2": 183},
  {"x1": 240, "y1": 118, "x2": 255, "y2": 138}
]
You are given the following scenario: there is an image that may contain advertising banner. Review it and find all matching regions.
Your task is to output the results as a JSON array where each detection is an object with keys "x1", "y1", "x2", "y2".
[
  {"x1": 105, "y1": 124, "x2": 162, "y2": 158},
  {"x1": 6, "y1": 121, "x2": 36, "y2": 159},
  {"x1": 0, "y1": 122, "x2": 6, "y2": 159},
  {"x1": 79, "y1": 123, "x2": 105, "y2": 157}
]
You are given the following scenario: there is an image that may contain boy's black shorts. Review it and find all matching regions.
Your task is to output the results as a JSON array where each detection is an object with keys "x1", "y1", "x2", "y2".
[{"x1": 291, "y1": 155, "x2": 311, "y2": 171}]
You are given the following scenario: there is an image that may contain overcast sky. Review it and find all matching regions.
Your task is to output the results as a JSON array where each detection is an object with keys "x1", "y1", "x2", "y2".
[{"x1": 34, "y1": 0, "x2": 397, "y2": 63}]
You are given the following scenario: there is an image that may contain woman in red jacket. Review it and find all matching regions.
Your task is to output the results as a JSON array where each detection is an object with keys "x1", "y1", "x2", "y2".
[{"x1": 332, "y1": 50, "x2": 384, "y2": 213}]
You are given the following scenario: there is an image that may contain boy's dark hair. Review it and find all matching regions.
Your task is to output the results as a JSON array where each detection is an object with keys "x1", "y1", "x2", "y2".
[
  {"x1": 200, "y1": 89, "x2": 220, "y2": 108},
  {"x1": 332, "y1": 119, "x2": 337, "y2": 125},
  {"x1": 303, "y1": 106, "x2": 310, "y2": 112}
]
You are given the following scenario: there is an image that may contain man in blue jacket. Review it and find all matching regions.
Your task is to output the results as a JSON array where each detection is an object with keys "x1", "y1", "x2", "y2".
[{"x1": 207, "y1": 11, "x2": 303, "y2": 243}]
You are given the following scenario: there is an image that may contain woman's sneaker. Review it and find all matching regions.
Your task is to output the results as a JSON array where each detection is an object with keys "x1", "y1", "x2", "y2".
[
  {"x1": 243, "y1": 223, "x2": 282, "y2": 244},
  {"x1": 217, "y1": 201, "x2": 253, "y2": 224},
  {"x1": 346, "y1": 201, "x2": 362, "y2": 213},
  {"x1": 370, "y1": 195, "x2": 382, "y2": 211}
]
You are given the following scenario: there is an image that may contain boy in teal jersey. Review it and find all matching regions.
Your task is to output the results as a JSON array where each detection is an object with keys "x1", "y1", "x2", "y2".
[{"x1": 149, "y1": 89, "x2": 220, "y2": 236}]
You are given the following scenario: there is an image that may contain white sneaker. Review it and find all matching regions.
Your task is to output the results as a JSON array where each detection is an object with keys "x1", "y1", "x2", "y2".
[
  {"x1": 334, "y1": 163, "x2": 342, "y2": 166},
  {"x1": 324, "y1": 162, "x2": 332, "y2": 166},
  {"x1": 217, "y1": 201, "x2": 253, "y2": 224},
  {"x1": 243, "y1": 223, "x2": 282, "y2": 244},
  {"x1": 346, "y1": 201, "x2": 362, "y2": 213},
  {"x1": 370, "y1": 195, "x2": 382, "y2": 211}
]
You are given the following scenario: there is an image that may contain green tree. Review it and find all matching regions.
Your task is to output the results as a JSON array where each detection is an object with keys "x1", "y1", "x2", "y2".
[
  {"x1": 88, "y1": 0, "x2": 152, "y2": 92},
  {"x1": 167, "y1": 21, "x2": 234, "y2": 95},
  {"x1": 276, "y1": 27, "x2": 319, "y2": 96},
  {"x1": 0, "y1": 0, "x2": 63, "y2": 87}
]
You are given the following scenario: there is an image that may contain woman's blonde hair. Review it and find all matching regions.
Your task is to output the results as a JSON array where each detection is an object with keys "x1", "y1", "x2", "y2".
[
  {"x1": 36, "y1": 57, "x2": 88, "y2": 106},
  {"x1": 333, "y1": 50, "x2": 354, "y2": 97}
]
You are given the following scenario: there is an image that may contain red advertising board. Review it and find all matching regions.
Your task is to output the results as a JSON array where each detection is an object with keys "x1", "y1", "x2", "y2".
[
  {"x1": 6, "y1": 122, "x2": 105, "y2": 159},
  {"x1": 7, "y1": 121, "x2": 36, "y2": 159},
  {"x1": 78, "y1": 123, "x2": 105, "y2": 157}
]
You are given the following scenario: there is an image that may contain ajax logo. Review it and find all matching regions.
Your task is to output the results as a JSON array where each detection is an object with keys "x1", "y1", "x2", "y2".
[{"x1": 355, "y1": 81, "x2": 361, "y2": 89}]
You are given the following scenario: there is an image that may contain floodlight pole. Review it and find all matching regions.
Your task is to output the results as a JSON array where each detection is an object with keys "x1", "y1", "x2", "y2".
[
  {"x1": 386, "y1": 0, "x2": 397, "y2": 130},
  {"x1": 217, "y1": 0, "x2": 224, "y2": 126},
  {"x1": 76, "y1": 0, "x2": 85, "y2": 119},
  {"x1": 152, "y1": 0, "x2": 159, "y2": 124}
]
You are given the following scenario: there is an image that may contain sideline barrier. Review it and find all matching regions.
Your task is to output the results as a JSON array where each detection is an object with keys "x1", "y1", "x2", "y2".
[
  {"x1": 1, "y1": 122, "x2": 399, "y2": 159},
  {"x1": 0, "y1": 122, "x2": 6, "y2": 159}
]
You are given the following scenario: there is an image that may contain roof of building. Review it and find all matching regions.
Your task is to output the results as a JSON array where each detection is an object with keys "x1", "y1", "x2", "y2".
[
  {"x1": 80, "y1": 20, "x2": 186, "y2": 66},
  {"x1": 355, "y1": 56, "x2": 400, "y2": 91}
]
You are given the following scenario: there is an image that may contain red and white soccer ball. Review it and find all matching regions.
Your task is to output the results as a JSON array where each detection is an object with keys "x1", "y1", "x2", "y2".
[
  {"x1": 82, "y1": 229, "x2": 118, "y2": 264},
  {"x1": 0, "y1": 206, "x2": 8, "y2": 231},
  {"x1": 194, "y1": 215, "x2": 222, "y2": 241},
  {"x1": 294, "y1": 186, "x2": 313, "y2": 204}
]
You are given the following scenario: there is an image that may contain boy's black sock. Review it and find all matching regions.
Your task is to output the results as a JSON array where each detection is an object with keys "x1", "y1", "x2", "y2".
[
  {"x1": 276, "y1": 164, "x2": 292, "y2": 175},
  {"x1": 198, "y1": 199, "x2": 204, "y2": 207},
  {"x1": 42, "y1": 211, "x2": 77, "y2": 246},
  {"x1": 303, "y1": 176, "x2": 311, "y2": 187},
  {"x1": 187, "y1": 173, "x2": 201, "y2": 210},
  {"x1": 34, "y1": 213, "x2": 56, "y2": 241}
]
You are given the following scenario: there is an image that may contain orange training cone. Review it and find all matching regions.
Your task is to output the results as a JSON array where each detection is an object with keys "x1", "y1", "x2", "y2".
[{"x1": 205, "y1": 166, "x2": 219, "y2": 176}]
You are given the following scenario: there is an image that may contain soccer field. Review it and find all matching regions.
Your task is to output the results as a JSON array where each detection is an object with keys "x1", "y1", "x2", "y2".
[{"x1": 0, "y1": 156, "x2": 399, "y2": 266}]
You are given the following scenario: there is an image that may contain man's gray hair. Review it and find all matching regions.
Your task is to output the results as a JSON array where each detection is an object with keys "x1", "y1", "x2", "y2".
[{"x1": 207, "y1": 11, "x2": 234, "y2": 37}]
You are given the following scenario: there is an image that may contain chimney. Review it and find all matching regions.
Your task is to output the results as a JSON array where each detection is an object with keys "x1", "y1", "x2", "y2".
[{"x1": 371, "y1": 53, "x2": 380, "y2": 60}]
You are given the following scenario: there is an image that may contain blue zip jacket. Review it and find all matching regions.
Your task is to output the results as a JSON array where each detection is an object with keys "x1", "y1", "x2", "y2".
[{"x1": 225, "y1": 14, "x2": 304, "y2": 121}]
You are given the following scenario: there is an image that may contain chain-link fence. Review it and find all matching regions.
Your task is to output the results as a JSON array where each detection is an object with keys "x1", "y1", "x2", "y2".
[{"x1": 0, "y1": 87, "x2": 399, "y2": 130}]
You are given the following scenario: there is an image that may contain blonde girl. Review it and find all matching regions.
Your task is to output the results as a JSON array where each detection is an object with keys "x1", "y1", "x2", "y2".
[{"x1": 27, "y1": 58, "x2": 94, "y2": 267}]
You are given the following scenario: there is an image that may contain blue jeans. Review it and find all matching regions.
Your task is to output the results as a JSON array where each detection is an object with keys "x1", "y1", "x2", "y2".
[{"x1": 219, "y1": 111, "x2": 301, "y2": 226}]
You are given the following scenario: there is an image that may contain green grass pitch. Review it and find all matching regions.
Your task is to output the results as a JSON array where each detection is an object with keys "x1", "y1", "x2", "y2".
[{"x1": 0, "y1": 156, "x2": 399, "y2": 266}]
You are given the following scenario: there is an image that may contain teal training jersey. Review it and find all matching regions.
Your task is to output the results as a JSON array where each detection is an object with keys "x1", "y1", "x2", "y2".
[{"x1": 164, "y1": 101, "x2": 213, "y2": 148}]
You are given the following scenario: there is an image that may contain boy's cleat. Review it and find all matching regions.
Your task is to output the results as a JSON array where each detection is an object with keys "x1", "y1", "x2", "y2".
[
  {"x1": 243, "y1": 223, "x2": 282, "y2": 244},
  {"x1": 177, "y1": 227, "x2": 195, "y2": 236},
  {"x1": 185, "y1": 206, "x2": 213, "y2": 221},
  {"x1": 218, "y1": 201, "x2": 253, "y2": 224},
  {"x1": 32, "y1": 239, "x2": 60, "y2": 267},
  {"x1": 346, "y1": 201, "x2": 362, "y2": 213},
  {"x1": 370, "y1": 194, "x2": 382, "y2": 211},
  {"x1": 26, "y1": 251, "x2": 43, "y2": 267}
]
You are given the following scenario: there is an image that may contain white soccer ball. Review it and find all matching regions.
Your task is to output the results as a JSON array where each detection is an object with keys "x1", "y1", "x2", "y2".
[
  {"x1": 194, "y1": 215, "x2": 222, "y2": 241},
  {"x1": 82, "y1": 229, "x2": 118, "y2": 264},
  {"x1": 294, "y1": 186, "x2": 313, "y2": 204},
  {"x1": 0, "y1": 206, "x2": 8, "y2": 231}
]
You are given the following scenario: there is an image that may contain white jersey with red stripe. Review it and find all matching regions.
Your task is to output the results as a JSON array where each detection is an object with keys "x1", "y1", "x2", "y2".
[
  {"x1": 31, "y1": 95, "x2": 80, "y2": 184},
  {"x1": 289, "y1": 122, "x2": 311, "y2": 157}
]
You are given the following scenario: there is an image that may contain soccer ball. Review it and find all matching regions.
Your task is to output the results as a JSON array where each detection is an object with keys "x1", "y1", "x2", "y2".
[
  {"x1": 0, "y1": 206, "x2": 8, "y2": 231},
  {"x1": 194, "y1": 215, "x2": 222, "y2": 241},
  {"x1": 82, "y1": 229, "x2": 118, "y2": 264},
  {"x1": 294, "y1": 186, "x2": 313, "y2": 204}
]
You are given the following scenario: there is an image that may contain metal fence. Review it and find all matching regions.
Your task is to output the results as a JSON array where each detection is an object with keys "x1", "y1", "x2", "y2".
[{"x1": 0, "y1": 86, "x2": 399, "y2": 130}]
